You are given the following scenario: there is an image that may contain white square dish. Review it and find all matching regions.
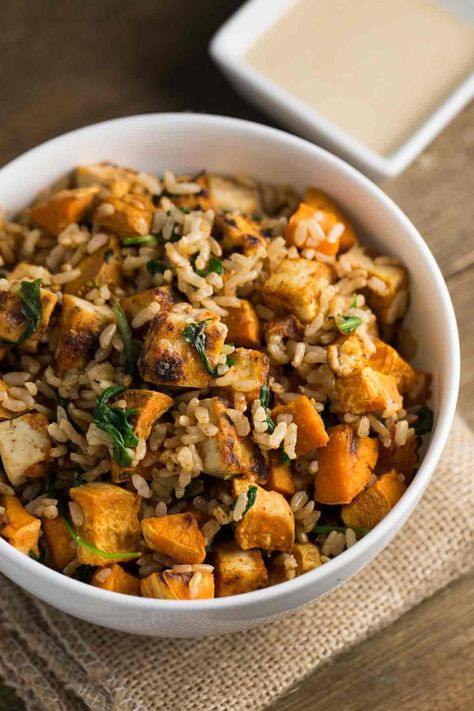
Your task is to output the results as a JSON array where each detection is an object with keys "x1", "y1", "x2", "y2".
[{"x1": 209, "y1": 0, "x2": 474, "y2": 179}]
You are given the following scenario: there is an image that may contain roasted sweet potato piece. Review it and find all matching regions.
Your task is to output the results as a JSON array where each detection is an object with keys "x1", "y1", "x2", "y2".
[
  {"x1": 64, "y1": 236, "x2": 122, "y2": 296},
  {"x1": 92, "y1": 563, "x2": 140, "y2": 595},
  {"x1": 141, "y1": 513, "x2": 206, "y2": 564},
  {"x1": 0, "y1": 413, "x2": 51, "y2": 487},
  {"x1": 141, "y1": 569, "x2": 215, "y2": 600},
  {"x1": 336, "y1": 367, "x2": 402, "y2": 417},
  {"x1": 213, "y1": 541, "x2": 268, "y2": 597},
  {"x1": 120, "y1": 286, "x2": 176, "y2": 329},
  {"x1": 0, "y1": 284, "x2": 57, "y2": 353},
  {"x1": 42, "y1": 516, "x2": 75, "y2": 570},
  {"x1": 286, "y1": 201, "x2": 341, "y2": 256},
  {"x1": 233, "y1": 479, "x2": 295, "y2": 552},
  {"x1": 0, "y1": 495, "x2": 41, "y2": 555},
  {"x1": 368, "y1": 338, "x2": 417, "y2": 394},
  {"x1": 31, "y1": 187, "x2": 99, "y2": 236},
  {"x1": 292, "y1": 542, "x2": 321, "y2": 575},
  {"x1": 314, "y1": 424, "x2": 379, "y2": 504},
  {"x1": 219, "y1": 348, "x2": 269, "y2": 403},
  {"x1": 263, "y1": 452, "x2": 295, "y2": 497},
  {"x1": 94, "y1": 193, "x2": 154, "y2": 238},
  {"x1": 272, "y1": 395, "x2": 329, "y2": 456},
  {"x1": 223, "y1": 299, "x2": 261, "y2": 349},
  {"x1": 341, "y1": 470, "x2": 406, "y2": 529},
  {"x1": 376, "y1": 436, "x2": 420, "y2": 481},
  {"x1": 304, "y1": 187, "x2": 357, "y2": 252},
  {"x1": 55, "y1": 294, "x2": 110, "y2": 370},
  {"x1": 69, "y1": 483, "x2": 141, "y2": 566},
  {"x1": 262, "y1": 258, "x2": 333, "y2": 323},
  {"x1": 113, "y1": 389, "x2": 173, "y2": 440}
]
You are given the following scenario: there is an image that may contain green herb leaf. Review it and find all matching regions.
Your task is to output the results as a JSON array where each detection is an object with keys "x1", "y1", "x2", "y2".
[
  {"x1": 226, "y1": 355, "x2": 235, "y2": 367},
  {"x1": 280, "y1": 447, "x2": 291, "y2": 465},
  {"x1": 182, "y1": 320, "x2": 217, "y2": 376},
  {"x1": 243, "y1": 485, "x2": 258, "y2": 516},
  {"x1": 336, "y1": 314, "x2": 363, "y2": 335},
  {"x1": 146, "y1": 259, "x2": 167, "y2": 275},
  {"x1": 92, "y1": 385, "x2": 139, "y2": 467},
  {"x1": 259, "y1": 384, "x2": 276, "y2": 434},
  {"x1": 312, "y1": 525, "x2": 370, "y2": 536},
  {"x1": 194, "y1": 255, "x2": 224, "y2": 278},
  {"x1": 113, "y1": 303, "x2": 136, "y2": 377},
  {"x1": 179, "y1": 207, "x2": 191, "y2": 214},
  {"x1": 414, "y1": 406, "x2": 434, "y2": 436},
  {"x1": 17, "y1": 279, "x2": 42, "y2": 345},
  {"x1": 60, "y1": 511, "x2": 141, "y2": 561},
  {"x1": 28, "y1": 549, "x2": 39, "y2": 561},
  {"x1": 103, "y1": 249, "x2": 114, "y2": 263},
  {"x1": 122, "y1": 235, "x2": 160, "y2": 247}
]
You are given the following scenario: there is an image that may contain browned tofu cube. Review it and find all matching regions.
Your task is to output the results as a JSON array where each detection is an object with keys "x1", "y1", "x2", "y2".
[
  {"x1": 336, "y1": 367, "x2": 402, "y2": 417},
  {"x1": 272, "y1": 395, "x2": 329, "y2": 456},
  {"x1": 208, "y1": 173, "x2": 261, "y2": 214},
  {"x1": 0, "y1": 495, "x2": 41, "y2": 555},
  {"x1": 212, "y1": 541, "x2": 268, "y2": 596},
  {"x1": 341, "y1": 470, "x2": 406, "y2": 529},
  {"x1": 0, "y1": 284, "x2": 57, "y2": 353},
  {"x1": 367, "y1": 338, "x2": 417, "y2": 395},
  {"x1": 198, "y1": 397, "x2": 268, "y2": 482},
  {"x1": 64, "y1": 236, "x2": 122, "y2": 296},
  {"x1": 0, "y1": 413, "x2": 51, "y2": 487},
  {"x1": 219, "y1": 348, "x2": 269, "y2": 403},
  {"x1": 139, "y1": 309, "x2": 227, "y2": 388},
  {"x1": 120, "y1": 286, "x2": 176, "y2": 329},
  {"x1": 215, "y1": 213, "x2": 267, "y2": 256},
  {"x1": 42, "y1": 516, "x2": 75, "y2": 570},
  {"x1": 262, "y1": 258, "x2": 333, "y2": 323},
  {"x1": 263, "y1": 452, "x2": 296, "y2": 497},
  {"x1": 55, "y1": 294, "x2": 110, "y2": 370},
  {"x1": 292, "y1": 542, "x2": 321, "y2": 575},
  {"x1": 94, "y1": 194, "x2": 154, "y2": 238},
  {"x1": 366, "y1": 260, "x2": 408, "y2": 326},
  {"x1": 233, "y1": 479, "x2": 295, "y2": 552},
  {"x1": 31, "y1": 187, "x2": 99, "y2": 236},
  {"x1": 91, "y1": 563, "x2": 140, "y2": 595},
  {"x1": 69, "y1": 483, "x2": 141, "y2": 566},
  {"x1": 264, "y1": 314, "x2": 305, "y2": 342},
  {"x1": 223, "y1": 299, "x2": 261, "y2": 349},
  {"x1": 141, "y1": 513, "x2": 206, "y2": 564},
  {"x1": 76, "y1": 162, "x2": 138, "y2": 197},
  {"x1": 141, "y1": 569, "x2": 215, "y2": 600},
  {"x1": 327, "y1": 332, "x2": 373, "y2": 378}
]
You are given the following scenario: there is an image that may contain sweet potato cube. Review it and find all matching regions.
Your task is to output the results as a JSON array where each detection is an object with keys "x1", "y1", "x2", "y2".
[
  {"x1": 215, "y1": 213, "x2": 267, "y2": 257},
  {"x1": 141, "y1": 569, "x2": 215, "y2": 600},
  {"x1": 376, "y1": 436, "x2": 419, "y2": 481},
  {"x1": 92, "y1": 563, "x2": 140, "y2": 595},
  {"x1": 31, "y1": 187, "x2": 99, "y2": 236},
  {"x1": 0, "y1": 413, "x2": 51, "y2": 487},
  {"x1": 336, "y1": 367, "x2": 402, "y2": 417},
  {"x1": 223, "y1": 299, "x2": 261, "y2": 349},
  {"x1": 69, "y1": 483, "x2": 141, "y2": 566},
  {"x1": 0, "y1": 284, "x2": 57, "y2": 353},
  {"x1": 0, "y1": 495, "x2": 41, "y2": 555},
  {"x1": 272, "y1": 395, "x2": 329, "y2": 456},
  {"x1": 304, "y1": 187, "x2": 357, "y2": 252},
  {"x1": 286, "y1": 201, "x2": 341, "y2": 256},
  {"x1": 233, "y1": 479, "x2": 294, "y2": 552},
  {"x1": 327, "y1": 332, "x2": 372, "y2": 378},
  {"x1": 341, "y1": 470, "x2": 407, "y2": 529},
  {"x1": 94, "y1": 194, "x2": 154, "y2": 238},
  {"x1": 219, "y1": 348, "x2": 269, "y2": 403},
  {"x1": 368, "y1": 338, "x2": 417, "y2": 394},
  {"x1": 292, "y1": 542, "x2": 321, "y2": 575},
  {"x1": 55, "y1": 294, "x2": 110, "y2": 370},
  {"x1": 113, "y1": 389, "x2": 173, "y2": 440},
  {"x1": 64, "y1": 236, "x2": 122, "y2": 296},
  {"x1": 262, "y1": 258, "x2": 333, "y2": 323},
  {"x1": 213, "y1": 541, "x2": 268, "y2": 597},
  {"x1": 42, "y1": 516, "x2": 75, "y2": 570},
  {"x1": 141, "y1": 513, "x2": 206, "y2": 564},
  {"x1": 120, "y1": 286, "x2": 176, "y2": 328},
  {"x1": 264, "y1": 452, "x2": 295, "y2": 497},
  {"x1": 315, "y1": 424, "x2": 379, "y2": 504}
]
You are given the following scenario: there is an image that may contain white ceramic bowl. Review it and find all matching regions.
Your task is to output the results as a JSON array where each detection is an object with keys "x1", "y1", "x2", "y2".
[{"x1": 0, "y1": 113, "x2": 459, "y2": 638}]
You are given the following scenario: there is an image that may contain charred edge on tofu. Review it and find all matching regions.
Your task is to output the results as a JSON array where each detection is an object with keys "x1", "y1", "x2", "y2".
[{"x1": 92, "y1": 385, "x2": 139, "y2": 467}]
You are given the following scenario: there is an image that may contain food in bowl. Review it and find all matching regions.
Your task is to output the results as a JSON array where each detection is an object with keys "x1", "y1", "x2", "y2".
[{"x1": 0, "y1": 162, "x2": 433, "y2": 600}]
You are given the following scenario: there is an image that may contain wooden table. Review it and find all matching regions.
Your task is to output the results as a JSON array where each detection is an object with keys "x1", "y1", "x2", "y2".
[{"x1": 0, "y1": 2, "x2": 473, "y2": 709}]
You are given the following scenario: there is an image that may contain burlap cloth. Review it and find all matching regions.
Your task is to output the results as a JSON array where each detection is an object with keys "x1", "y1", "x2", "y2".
[{"x1": 0, "y1": 414, "x2": 472, "y2": 711}]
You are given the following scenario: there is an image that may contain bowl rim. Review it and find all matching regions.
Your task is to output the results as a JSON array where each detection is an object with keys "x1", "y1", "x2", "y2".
[{"x1": 0, "y1": 112, "x2": 460, "y2": 612}]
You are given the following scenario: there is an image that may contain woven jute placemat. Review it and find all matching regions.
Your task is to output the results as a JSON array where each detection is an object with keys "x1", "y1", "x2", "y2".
[{"x1": 0, "y1": 414, "x2": 472, "y2": 711}]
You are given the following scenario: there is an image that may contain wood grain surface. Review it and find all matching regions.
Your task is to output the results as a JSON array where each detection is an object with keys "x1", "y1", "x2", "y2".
[{"x1": 0, "y1": 2, "x2": 473, "y2": 709}]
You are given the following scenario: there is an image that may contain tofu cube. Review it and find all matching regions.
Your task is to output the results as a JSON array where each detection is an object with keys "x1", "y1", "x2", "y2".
[
  {"x1": 139, "y1": 309, "x2": 227, "y2": 388},
  {"x1": 42, "y1": 516, "x2": 75, "y2": 570},
  {"x1": 0, "y1": 284, "x2": 57, "y2": 353},
  {"x1": 292, "y1": 542, "x2": 321, "y2": 575},
  {"x1": 223, "y1": 299, "x2": 261, "y2": 349},
  {"x1": 55, "y1": 294, "x2": 110, "y2": 370},
  {"x1": 262, "y1": 258, "x2": 333, "y2": 323},
  {"x1": 64, "y1": 236, "x2": 122, "y2": 296},
  {"x1": 304, "y1": 187, "x2": 357, "y2": 252},
  {"x1": 120, "y1": 286, "x2": 176, "y2": 329},
  {"x1": 141, "y1": 569, "x2": 215, "y2": 600},
  {"x1": 141, "y1": 513, "x2": 206, "y2": 564},
  {"x1": 327, "y1": 333, "x2": 373, "y2": 378},
  {"x1": 264, "y1": 314, "x2": 305, "y2": 342},
  {"x1": 214, "y1": 213, "x2": 267, "y2": 257},
  {"x1": 272, "y1": 395, "x2": 329, "y2": 456},
  {"x1": 219, "y1": 348, "x2": 269, "y2": 404},
  {"x1": 341, "y1": 470, "x2": 406, "y2": 529},
  {"x1": 213, "y1": 541, "x2": 268, "y2": 597},
  {"x1": 75, "y1": 162, "x2": 138, "y2": 197},
  {"x1": 367, "y1": 338, "x2": 418, "y2": 394},
  {"x1": 91, "y1": 563, "x2": 140, "y2": 595},
  {"x1": 167, "y1": 173, "x2": 211, "y2": 212},
  {"x1": 0, "y1": 495, "x2": 41, "y2": 555},
  {"x1": 263, "y1": 452, "x2": 296, "y2": 497},
  {"x1": 233, "y1": 479, "x2": 295, "y2": 552},
  {"x1": 208, "y1": 173, "x2": 261, "y2": 214},
  {"x1": 336, "y1": 366, "x2": 402, "y2": 417},
  {"x1": 31, "y1": 187, "x2": 99, "y2": 236},
  {"x1": 198, "y1": 397, "x2": 268, "y2": 482},
  {"x1": 94, "y1": 194, "x2": 154, "y2": 238},
  {"x1": 69, "y1": 483, "x2": 141, "y2": 566},
  {"x1": 0, "y1": 413, "x2": 51, "y2": 487}
]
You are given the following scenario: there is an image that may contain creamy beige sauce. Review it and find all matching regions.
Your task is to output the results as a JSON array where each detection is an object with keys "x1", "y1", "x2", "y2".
[{"x1": 245, "y1": 0, "x2": 474, "y2": 155}]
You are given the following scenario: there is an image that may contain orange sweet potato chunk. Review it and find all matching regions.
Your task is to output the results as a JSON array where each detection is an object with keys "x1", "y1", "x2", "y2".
[
  {"x1": 92, "y1": 563, "x2": 140, "y2": 595},
  {"x1": 141, "y1": 513, "x2": 206, "y2": 564},
  {"x1": 314, "y1": 424, "x2": 379, "y2": 504},
  {"x1": 141, "y1": 570, "x2": 214, "y2": 600},
  {"x1": 223, "y1": 299, "x2": 261, "y2": 349},
  {"x1": 263, "y1": 452, "x2": 296, "y2": 497},
  {"x1": 286, "y1": 202, "x2": 341, "y2": 256},
  {"x1": 233, "y1": 479, "x2": 294, "y2": 553},
  {"x1": 272, "y1": 395, "x2": 329, "y2": 456},
  {"x1": 304, "y1": 187, "x2": 357, "y2": 252},
  {"x1": 336, "y1": 367, "x2": 402, "y2": 417},
  {"x1": 368, "y1": 338, "x2": 418, "y2": 395},
  {"x1": 341, "y1": 469, "x2": 406, "y2": 529},
  {"x1": 42, "y1": 516, "x2": 75, "y2": 570},
  {"x1": 31, "y1": 187, "x2": 99, "y2": 236}
]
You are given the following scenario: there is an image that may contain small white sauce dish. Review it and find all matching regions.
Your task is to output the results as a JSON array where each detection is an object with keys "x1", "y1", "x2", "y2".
[
  {"x1": 209, "y1": 0, "x2": 474, "y2": 180},
  {"x1": 0, "y1": 113, "x2": 459, "y2": 637}
]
